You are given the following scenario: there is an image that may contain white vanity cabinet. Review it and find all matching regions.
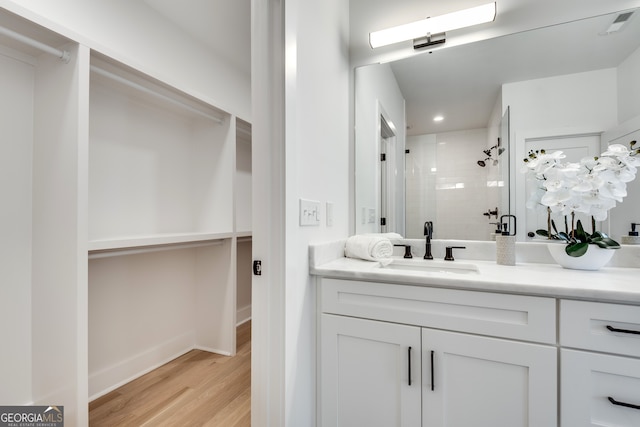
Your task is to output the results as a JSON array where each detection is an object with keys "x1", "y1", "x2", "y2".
[
  {"x1": 422, "y1": 329, "x2": 556, "y2": 427},
  {"x1": 318, "y1": 278, "x2": 558, "y2": 427},
  {"x1": 560, "y1": 300, "x2": 640, "y2": 426},
  {"x1": 321, "y1": 314, "x2": 422, "y2": 427}
]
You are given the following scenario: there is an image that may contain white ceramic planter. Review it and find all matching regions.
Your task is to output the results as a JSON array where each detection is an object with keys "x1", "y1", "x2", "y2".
[{"x1": 547, "y1": 243, "x2": 616, "y2": 270}]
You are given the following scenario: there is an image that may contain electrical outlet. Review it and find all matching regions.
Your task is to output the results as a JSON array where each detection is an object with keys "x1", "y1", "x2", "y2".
[
  {"x1": 368, "y1": 208, "x2": 376, "y2": 224},
  {"x1": 299, "y1": 198, "x2": 321, "y2": 226}
]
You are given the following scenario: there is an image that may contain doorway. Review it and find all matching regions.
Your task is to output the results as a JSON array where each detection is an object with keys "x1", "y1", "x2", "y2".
[{"x1": 379, "y1": 114, "x2": 396, "y2": 233}]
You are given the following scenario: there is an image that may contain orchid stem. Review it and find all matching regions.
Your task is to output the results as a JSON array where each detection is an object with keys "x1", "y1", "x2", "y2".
[{"x1": 571, "y1": 212, "x2": 575, "y2": 239}]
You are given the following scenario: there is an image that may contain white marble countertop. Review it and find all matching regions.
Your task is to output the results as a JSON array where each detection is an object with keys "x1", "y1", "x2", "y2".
[{"x1": 310, "y1": 240, "x2": 640, "y2": 304}]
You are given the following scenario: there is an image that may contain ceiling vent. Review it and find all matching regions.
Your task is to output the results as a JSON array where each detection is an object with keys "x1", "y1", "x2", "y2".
[{"x1": 603, "y1": 11, "x2": 635, "y2": 34}]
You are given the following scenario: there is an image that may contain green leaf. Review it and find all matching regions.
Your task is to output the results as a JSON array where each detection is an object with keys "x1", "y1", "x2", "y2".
[
  {"x1": 592, "y1": 240, "x2": 609, "y2": 249},
  {"x1": 536, "y1": 229, "x2": 549, "y2": 237},
  {"x1": 574, "y1": 220, "x2": 588, "y2": 242},
  {"x1": 566, "y1": 242, "x2": 589, "y2": 257},
  {"x1": 591, "y1": 231, "x2": 611, "y2": 240},
  {"x1": 600, "y1": 237, "x2": 621, "y2": 249},
  {"x1": 557, "y1": 232, "x2": 570, "y2": 242}
]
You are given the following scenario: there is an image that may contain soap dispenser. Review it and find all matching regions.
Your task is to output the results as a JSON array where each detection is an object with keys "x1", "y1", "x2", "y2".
[
  {"x1": 489, "y1": 222, "x2": 501, "y2": 241},
  {"x1": 621, "y1": 223, "x2": 640, "y2": 245},
  {"x1": 496, "y1": 215, "x2": 516, "y2": 266}
]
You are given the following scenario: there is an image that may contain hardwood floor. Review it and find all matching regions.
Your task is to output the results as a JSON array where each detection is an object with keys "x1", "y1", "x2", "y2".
[{"x1": 89, "y1": 321, "x2": 251, "y2": 426}]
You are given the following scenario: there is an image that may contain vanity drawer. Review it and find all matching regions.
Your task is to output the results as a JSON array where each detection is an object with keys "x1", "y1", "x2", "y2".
[
  {"x1": 319, "y1": 278, "x2": 556, "y2": 344},
  {"x1": 561, "y1": 349, "x2": 640, "y2": 427},
  {"x1": 560, "y1": 300, "x2": 640, "y2": 358}
]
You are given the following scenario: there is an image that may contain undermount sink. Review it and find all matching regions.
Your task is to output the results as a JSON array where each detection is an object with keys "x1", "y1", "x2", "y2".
[{"x1": 380, "y1": 259, "x2": 479, "y2": 275}]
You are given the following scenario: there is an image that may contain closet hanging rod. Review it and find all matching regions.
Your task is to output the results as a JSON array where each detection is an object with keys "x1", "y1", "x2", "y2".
[
  {"x1": 0, "y1": 25, "x2": 70, "y2": 63},
  {"x1": 90, "y1": 65, "x2": 224, "y2": 125}
]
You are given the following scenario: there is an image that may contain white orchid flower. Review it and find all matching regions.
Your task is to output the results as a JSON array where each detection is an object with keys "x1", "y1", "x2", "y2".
[{"x1": 601, "y1": 144, "x2": 631, "y2": 157}]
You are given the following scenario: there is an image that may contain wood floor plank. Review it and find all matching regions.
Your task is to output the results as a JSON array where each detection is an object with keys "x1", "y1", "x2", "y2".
[{"x1": 89, "y1": 322, "x2": 251, "y2": 426}]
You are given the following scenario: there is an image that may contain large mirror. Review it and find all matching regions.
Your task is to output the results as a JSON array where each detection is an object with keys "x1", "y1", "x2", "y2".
[{"x1": 355, "y1": 9, "x2": 640, "y2": 242}]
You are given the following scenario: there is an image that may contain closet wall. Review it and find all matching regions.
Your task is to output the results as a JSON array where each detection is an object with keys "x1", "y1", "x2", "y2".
[{"x1": 0, "y1": 7, "x2": 251, "y2": 426}]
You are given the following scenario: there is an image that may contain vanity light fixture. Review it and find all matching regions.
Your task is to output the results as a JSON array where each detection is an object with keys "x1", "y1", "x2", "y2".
[
  {"x1": 433, "y1": 115, "x2": 444, "y2": 122},
  {"x1": 369, "y1": 2, "x2": 497, "y2": 49}
]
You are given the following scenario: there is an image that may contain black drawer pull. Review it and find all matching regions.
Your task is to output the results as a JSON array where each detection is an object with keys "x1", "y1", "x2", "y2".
[
  {"x1": 608, "y1": 396, "x2": 640, "y2": 411},
  {"x1": 408, "y1": 347, "x2": 412, "y2": 386},
  {"x1": 606, "y1": 325, "x2": 640, "y2": 335}
]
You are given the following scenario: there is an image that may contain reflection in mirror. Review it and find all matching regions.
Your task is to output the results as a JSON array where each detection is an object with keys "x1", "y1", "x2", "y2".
[
  {"x1": 405, "y1": 109, "x2": 509, "y2": 240},
  {"x1": 355, "y1": 9, "x2": 640, "y2": 242}
]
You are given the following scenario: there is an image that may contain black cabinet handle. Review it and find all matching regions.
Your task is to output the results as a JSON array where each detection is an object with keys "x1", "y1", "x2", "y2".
[
  {"x1": 608, "y1": 396, "x2": 640, "y2": 410},
  {"x1": 606, "y1": 325, "x2": 640, "y2": 335},
  {"x1": 430, "y1": 350, "x2": 435, "y2": 391},
  {"x1": 408, "y1": 347, "x2": 412, "y2": 386}
]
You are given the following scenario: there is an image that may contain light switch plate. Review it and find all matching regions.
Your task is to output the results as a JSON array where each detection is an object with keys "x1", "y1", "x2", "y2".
[{"x1": 299, "y1": 198, "x2": 321, "y2": 226}]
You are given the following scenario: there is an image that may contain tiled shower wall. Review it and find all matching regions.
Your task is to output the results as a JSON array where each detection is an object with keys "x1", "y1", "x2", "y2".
[{"x1": 406, "y1": 128, "x2": 503, "y2": 240}]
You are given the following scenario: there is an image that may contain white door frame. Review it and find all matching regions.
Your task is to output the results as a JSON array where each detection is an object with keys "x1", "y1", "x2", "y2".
[
  {"x1": 377, "y1": 102, "x2": 397, "y2": 233},
  {"x1": 251, "y1": 0, "x2": 285, "y2": 425}
]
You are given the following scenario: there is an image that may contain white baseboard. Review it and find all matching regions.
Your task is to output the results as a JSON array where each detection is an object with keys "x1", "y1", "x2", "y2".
[
  {"x1": 236, "y1": 304, "x2": 251, "y2": 326},
  {"x1": 193, "y1": 345, "x2": 232, "y2": 356},
  {"x1": 88, "y1": 314, "x2": 252, "y2": 402},
  {"x1": 88, "y1": 332, "x2": 194, "y2": 401}
]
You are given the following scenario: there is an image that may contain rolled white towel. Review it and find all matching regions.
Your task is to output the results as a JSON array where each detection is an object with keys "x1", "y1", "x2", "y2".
[
  {"x1": 364, "y1": 232, "x2": 403, "y2": 239},
  {"x1": 344, "y1": 235, "x2": 393, "y2": 262}
]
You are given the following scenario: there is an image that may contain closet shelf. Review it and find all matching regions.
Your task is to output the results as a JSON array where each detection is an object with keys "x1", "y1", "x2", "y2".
[{"x1": 88, "y1": 231, "x2": 235, "y2": 253}]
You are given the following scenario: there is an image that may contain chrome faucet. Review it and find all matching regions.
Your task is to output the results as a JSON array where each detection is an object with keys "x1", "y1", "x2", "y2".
[{"x1": 424, "y1": 221, "x2": 433, "y2": 260}]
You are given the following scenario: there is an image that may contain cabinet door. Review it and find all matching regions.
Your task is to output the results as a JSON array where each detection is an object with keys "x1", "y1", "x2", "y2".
[
  {"x1": 422, "y1": 329, "x2": 557, "y2": 427},
  {"x1": 320, "y1": 314, "x2": 422, "y2": 427},
  {"x1": 562, "y1": 349, "x2": 640, "y2": 427}
]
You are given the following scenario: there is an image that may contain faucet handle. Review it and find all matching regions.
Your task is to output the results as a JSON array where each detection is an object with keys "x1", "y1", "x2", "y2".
[
  {"x1": 394, "y1": 244, "x2": 413, "y2": 259},
  {"x1": 444, "y1": 246, "x2": 466, "y2": 261}
]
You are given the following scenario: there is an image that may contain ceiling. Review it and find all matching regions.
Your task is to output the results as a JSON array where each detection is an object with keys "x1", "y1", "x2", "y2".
[
  {"x1": 390, "y1": 10, "x2": 640, "y2": 135},
  {"x1": 141, "y1": 0, "x2": 640, "y2": 135},
  {"x1": 350, "y1": 0, "x2": 640, "y2": 135},
  {"x1": 143, "y1": 0, "x2": 250, "y2": 78}
]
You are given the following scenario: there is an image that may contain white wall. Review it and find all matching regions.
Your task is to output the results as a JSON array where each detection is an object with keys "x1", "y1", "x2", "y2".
[
  {"x1": 503, "y1": 68, "x2": 618, "y2": 135},
  {"x1": 236, "y1": 239, "x2": 252, "y2": 324},
  {"x1": 0, "y1": 48, "x2": 34, "y2": 405},
  {"x1": 618, "y1": 45, "x2": 640, "y2": 124},
  {"x1": 405, "y1": 134, "x2": 437, "y2": 238},
  {"x1": 0, "y1": 0, "x2": 250, "y2": 120},
  {"x1": 283, "y1": 0, "x2": 350, "y2": 425},
  {"x1": 354, "y1": 63, "x2": 406, "y2": 234}
]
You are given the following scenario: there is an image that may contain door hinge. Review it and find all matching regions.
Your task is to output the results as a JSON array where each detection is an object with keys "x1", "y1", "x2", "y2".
[
  {"x1": 405, "y1": 149, "x2": 410, "y2": 154},
  {"x1": 380, "y1": 217, "x2": 387, "y2": 226},
  {"x1": 380, "y1": 153, "x2": 386, "y2": 161}
]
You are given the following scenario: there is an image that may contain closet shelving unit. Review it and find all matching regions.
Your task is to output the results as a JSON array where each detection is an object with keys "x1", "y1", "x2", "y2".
[
  {"x1": 87, "y1": 51, "x2": 242, "y2": 399},
  {"x1": 0, "y1": 7, "x2": 251, "y2": 425}
]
